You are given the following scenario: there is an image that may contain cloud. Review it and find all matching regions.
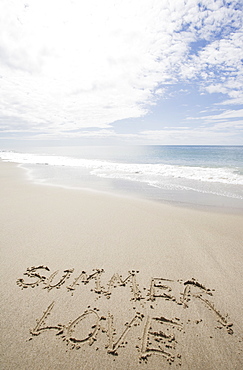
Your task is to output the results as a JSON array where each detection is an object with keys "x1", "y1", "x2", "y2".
[
  {"x1": 213, "y1": 119, "x2": 243, "y2": 130},
  {"x1": 185, "y1": 108, "x2": 243, "y2": 136},
  {"x1": 139, "y1": 126, "x2": 242, "y2": 145},
  {"x1": 0, "y1": 0, "x2": 242, "y2": 139},
  {"x1": 203, "y1": 109, "x2": 243, "y2": 120},
  {"x1": 187, "y1": 108, "x2": 243, "y2": 123},
  {"x1": 180, "y1": 28, "x2": 243, "y2": 104}
]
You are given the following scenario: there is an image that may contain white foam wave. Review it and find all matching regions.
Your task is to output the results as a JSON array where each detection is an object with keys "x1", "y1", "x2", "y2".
[
  {"x1": 93, "y1": 171, "x2": 243, "y2": 200},
  {"x1": 1, "y1": 151, "x2": 243, "y2": 187}
]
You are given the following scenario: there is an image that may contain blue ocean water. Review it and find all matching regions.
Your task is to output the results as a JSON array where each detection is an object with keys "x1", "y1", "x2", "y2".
[{"x1": 1, "y1": 145, "x2": 243, "y2": 210}]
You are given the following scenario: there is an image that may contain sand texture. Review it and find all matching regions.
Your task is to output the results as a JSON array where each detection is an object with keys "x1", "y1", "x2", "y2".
[{"x1": 0, "y1": 161, "x2": 243, "y2": 369}]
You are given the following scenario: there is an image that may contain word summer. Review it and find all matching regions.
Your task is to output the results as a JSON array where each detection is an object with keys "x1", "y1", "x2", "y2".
[
  {"x1": 17, "y1": 266, "x2": 235, "y2": 364},
  {"x1": 17, "y1": 266, "x2": 215, "y2": 302}
]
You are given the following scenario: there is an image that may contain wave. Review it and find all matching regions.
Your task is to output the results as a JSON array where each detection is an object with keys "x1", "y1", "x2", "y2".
[{"x1": 1, "y1": 150, "x2": 242, "y2": 187}]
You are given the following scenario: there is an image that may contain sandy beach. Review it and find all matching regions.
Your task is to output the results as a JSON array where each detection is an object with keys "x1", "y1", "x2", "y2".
[{"x1": 0, "y1": 160, "x2": 242, "y2": 369}]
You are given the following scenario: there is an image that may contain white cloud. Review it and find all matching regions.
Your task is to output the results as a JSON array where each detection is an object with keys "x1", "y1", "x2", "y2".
[
  {"x1": 139, "y1": 126, "x2": 242, "y2": 145},
  {"x1": 203, "y1": 109, "x2": 243, "y2": 120},
  {"x1": 213, "y1": 119, "x2": 243, "y2": 130},
  {"x1": 187, "y1": 108, "x2": 243, "y2": 122},
  {"x1": 218, "y1": 96, "x2": 243, "y2": 105},
  {"x1": 0, "y1": 0, "x2": 242, "y2": 138},
  {"x1": 185, "y1": 108, "x2": 243, "y2": 135},
  {"x1": 180, "y1": 28, "x2": 243, "y2": 104}
]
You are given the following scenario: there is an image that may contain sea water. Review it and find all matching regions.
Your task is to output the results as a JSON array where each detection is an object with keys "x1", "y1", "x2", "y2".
[{"x1": 1, "y1": 145, "x2": 243, "y2": 210}]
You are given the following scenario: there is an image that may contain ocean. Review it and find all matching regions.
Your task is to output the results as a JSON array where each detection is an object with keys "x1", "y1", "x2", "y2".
[{"x1": 1, "y1": 145, "x2": 243, "y2": 210}]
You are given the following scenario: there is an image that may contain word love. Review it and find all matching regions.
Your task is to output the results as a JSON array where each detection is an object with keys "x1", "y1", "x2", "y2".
[{"x1": 30, "y1": 301, "x2": 183, "y2": 364}]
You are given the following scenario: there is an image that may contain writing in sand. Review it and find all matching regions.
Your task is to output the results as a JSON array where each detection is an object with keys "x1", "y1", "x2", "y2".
[{"x1": 16, "y1": 266, "x2": 238, "y2": 366}]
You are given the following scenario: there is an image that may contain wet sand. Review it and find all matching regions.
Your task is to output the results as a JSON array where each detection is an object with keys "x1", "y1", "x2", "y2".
[{"x1": 0, "y1": 161, "x2": 243, "y2": 369}]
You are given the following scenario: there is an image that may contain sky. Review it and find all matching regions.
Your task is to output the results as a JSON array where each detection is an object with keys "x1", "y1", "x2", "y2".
[{"x1": 0, "y1": 0, "x2": 243, "y2": 147}]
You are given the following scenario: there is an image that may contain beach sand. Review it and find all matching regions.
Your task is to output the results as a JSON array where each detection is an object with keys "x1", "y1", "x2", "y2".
[{"x1": 0, "y1": 161, "x2": 242, "y2": 369}]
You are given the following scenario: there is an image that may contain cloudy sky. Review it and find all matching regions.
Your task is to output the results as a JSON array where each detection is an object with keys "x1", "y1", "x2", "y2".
[{"x1": 0, "y1": 0, "x2": 242, "y2": 147}]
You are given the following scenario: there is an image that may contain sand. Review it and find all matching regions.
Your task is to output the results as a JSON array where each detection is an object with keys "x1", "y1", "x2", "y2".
[{"x1": 0, "y1": 161, "x2": 243, "y2": 369}]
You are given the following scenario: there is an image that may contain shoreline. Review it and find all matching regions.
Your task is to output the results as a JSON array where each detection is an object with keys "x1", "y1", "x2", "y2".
[
  {"x1": 14, "y1": 160, "x2": 243, "y2": 215},
  {"x1": 1, "y1": 145, "x2": 243, "y2": 214},
  {"x1": 1, "y1": 161, "x2": 243, "y2": 369}
]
